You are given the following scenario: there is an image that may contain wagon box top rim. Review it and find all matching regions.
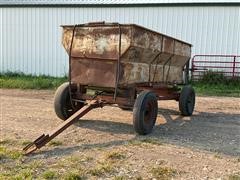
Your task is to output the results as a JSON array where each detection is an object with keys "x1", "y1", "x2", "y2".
[{"x1": 61, "y1": 22, "x2": 192, "y2": 46}]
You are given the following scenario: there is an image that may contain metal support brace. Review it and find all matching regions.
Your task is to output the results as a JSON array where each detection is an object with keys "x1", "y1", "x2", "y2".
[{"x1": 23, "y1": 100, "x2": 103, "y2": 155}]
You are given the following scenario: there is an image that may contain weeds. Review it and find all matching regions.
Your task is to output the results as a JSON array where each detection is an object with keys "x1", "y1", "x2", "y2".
[
  {"x1": 48, "y1": 140, "x2": 63, "y2": 147},
  {"x1": 0, "y1": 146, "x2": 22, "y2": 160},
  {"x1": 42, "y1": 170, "x2": 57, "y2": 179},
  {"x1": 0, "y1": 139, "x2": 18, "y2": 146},
  {"x1": 228, "y1": 172, "x2": 240, "y2": 180},
  {"x1": 88, "y1": 162, "x2": 115, "y2": 176},
  {"x1": 106, "y1": 151, "x2": 126, "y2": 160},
  {"x1": 127, "y1": 138, "x2": 163, "y2": 146},
  {"x1": 150, "y1": 166, "x2": 177, "y2": 179},
  {"x1": 21, "y1": 140, "x2": 33, "y2": 146},
  {"x1": 214, "y1": 153, "x2": 222, "y2": 159},
  {"x1": 200, "y1": 71, "x2": 227, "y2": 84},
  {"x1": 191, "y1": 71, "x2": 240, "y2": 97},
  {"x1": 140, "y1": 138, "x2": 163, "y2": 145},
  {"x1": 0, "y1": 160, "x2": 43, "y2": 179},
  {"x1": 63, "y1": 171, "x2": 86, "y2": 180},
  {"x1": 1, "y1": 71, "x2": 240, "y2": 96},
  {"x1": 13, "y1": 168, "x2": 33, "y2": 179},
  {"x1": 114, "y1": 176, "x2": 128, "y2": 180},
  {"x1": 0, "y1": 72, "x2": 67, "y2": 89},
  {"x1": 192, "y1": 83, "x2": 240, "y2": 97},
  {"x1": 50, "y1": 156, "x2": 83, "y2": 170}
]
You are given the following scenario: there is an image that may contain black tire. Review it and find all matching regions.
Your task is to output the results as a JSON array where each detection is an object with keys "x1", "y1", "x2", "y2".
[
  {"x1": 54, "y1": 82, "x2": 84, "y2": 120},
  {"x1": 133, "y1": 91, "x2": 158, "y2": 135},
  {"x1": 179, "y1": 85, "x2": 195, "y2": 116}
]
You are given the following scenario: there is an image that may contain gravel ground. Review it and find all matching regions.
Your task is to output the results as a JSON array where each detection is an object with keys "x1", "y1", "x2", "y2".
[{"x1": 1, "y1": 88, "x2": 240, "y2": 179}]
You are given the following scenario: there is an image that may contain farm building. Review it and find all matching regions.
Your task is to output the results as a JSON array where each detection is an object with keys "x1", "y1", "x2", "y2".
[{"x1": 0, "y1": 0, "x2": 239, "y2": 77}]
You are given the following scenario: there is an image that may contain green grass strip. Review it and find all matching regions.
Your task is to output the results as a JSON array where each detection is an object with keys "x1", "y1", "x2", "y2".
[
  {"x1": 0, "y1": 72, "x2": 240, "y2": 97},
  {"x1": 0, "y1": 72, "x2": 67, "y2": 89},
  {"x1": 192, "y1": 83, "x2": 240, "y2": 97}
]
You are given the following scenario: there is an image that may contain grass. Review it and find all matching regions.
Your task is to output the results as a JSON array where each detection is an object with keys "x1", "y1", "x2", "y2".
[
  {"x1": 106, "y1": 151, "x2": 126, "y2": 160},
  {"x1": 150, "y1": 166, "x2": 177, "y2": 179},
  {"x1": 0, "y1": 160, "x2": 43, "y2": 179},
  {"x1": 0, "y1": 146, "x2": 22, "y2": 160},
  {"x1": 140, "y1": 138, "x2": 163, "y2": 145},
  {"x1": 48, "y1": 140, "x2": 63, "y2": 147},
  {"x1": 127, "y1": 138, "x2": 163, "y2": 147},
  {"x1": 0, "y1": 72, "x2": 67, "y2": 89},
  {"x1": 191, "y1": 71, "x2": 240, "y2": 97},
  {"x1": 12, "y1": 168, "x2": 33, "y2": 179},
  {"x1": 192, "y1": 83, "x2": 240, "y2": 97},
  {"x1": 228, "y1": 173, "x2": 240, "y2": 180},
  {"x1": 114, "y1": 176, "x2": 127, "y2": 180},
  {"x1": 42, "y1": 170, "x2": 57, "y2": 179},
  {"x1": 88, "y1": 162, "x2": 115, "y2": 176},
  {"x1": 0, "y1": 139, "x2": 18, "y2": 146},
  {"x1": 21, "y1": 140, "x2": 33, "y2": 146},
  {"x1": 0, "y1": 141, "x2": 88, "y2": 179},
  {"x1": 1, "y1": 71, "x2": 240, "y2": 96},
  {"x1": 63, "y1": 171, "x2": 86, "y2": 180},
  {"x1": 214, "y1": 153, "x2": 222, "y2": 159}
]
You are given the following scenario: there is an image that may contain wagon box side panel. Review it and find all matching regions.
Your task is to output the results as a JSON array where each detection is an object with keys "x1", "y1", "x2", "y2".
[
  {"x1": 173, "y1": 41, "x2": 191, "y2": 66},
  {"x1": 127, "y1": 25, "x2": 162, "y2": 64},
  {"x1": 119, "y1": 62, "x2": 150, "y2": 85},
  {"x1": 62, "y1": 23, "x2": 192, "y2": 87},
  {"x1": 149, "y1": 64, "x2": 184, "y2": 83},
  {"x1": 71, "y1": 58, "x2": 117, "y2": 88},
  {"x1": 62, "y1": 25, "x2": 132, "y2": 88}
]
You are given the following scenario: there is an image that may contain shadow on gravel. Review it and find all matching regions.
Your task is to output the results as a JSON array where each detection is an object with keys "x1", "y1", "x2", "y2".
[
  {"x1": 74, "y1": 120, "x2": 135, "y2": 134},
  {"x1": 153, "y1": 108, "x2": 240, "y2": 156},
  {"x1": 32, "y1": 108, "x2": 240, "y2": 158},
  {"x1": 78, "y1": 108, "x2": 239, "y2": 156}
]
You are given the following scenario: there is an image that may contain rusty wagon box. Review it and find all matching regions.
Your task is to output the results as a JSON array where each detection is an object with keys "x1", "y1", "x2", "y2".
[
  {"x1": 62, "y1": 22, "x2": 191, "y2": 88},
  {"x1": 23, "y1": 22, "x2": 195, "y2": 154}
]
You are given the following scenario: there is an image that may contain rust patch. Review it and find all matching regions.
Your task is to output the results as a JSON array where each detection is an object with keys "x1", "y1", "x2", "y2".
[
  {"x1": 119, "y1": 62, "x2": 183, "y2": 85},
  {"x1": 120, "y1": 62, "x2": 149, "y2": 85},
  {"x1": 62, "y1": 26, "x2": 131, "y2": 60}
]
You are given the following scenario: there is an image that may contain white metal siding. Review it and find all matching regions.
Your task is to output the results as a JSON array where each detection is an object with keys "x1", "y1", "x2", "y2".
[
  {"x1": 1, "y1": 6, "x2": 240, "y2": 76},
  {"x1": 0, "y1": 8, "x2": 2, "y2": 72},
  {"x1": 2, "y1": 0, "x2": 240, "y2": 5}
]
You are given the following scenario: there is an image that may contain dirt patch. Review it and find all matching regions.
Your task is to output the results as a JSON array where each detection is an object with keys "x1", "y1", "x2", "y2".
[{"x1": 1, "y1": 88, "x2": 240, "y2": 179}]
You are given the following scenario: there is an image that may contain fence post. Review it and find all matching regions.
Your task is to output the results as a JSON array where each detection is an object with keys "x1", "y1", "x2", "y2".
[
  {"x1": 191, "y1": 56, "x2": 195, "y2": 81},
  {"x1": 232, "y1": 56, "x2": 236, "y2": 78}
]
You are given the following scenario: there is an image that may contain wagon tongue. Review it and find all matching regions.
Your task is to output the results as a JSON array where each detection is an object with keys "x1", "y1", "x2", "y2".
[
  {"x1": 23, "y1": 100, "x2": 103, "y2": 155},
  {"x1": 23, "y1": 134, "x2": 50, "y2": 154}
]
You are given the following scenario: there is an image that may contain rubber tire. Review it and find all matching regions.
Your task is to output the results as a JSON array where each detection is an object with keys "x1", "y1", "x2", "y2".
[
  {"x1": 54, "y1": 82, "x2": 84, "y2": 120},
  {"x1": 133, "y1": 91, "x2": 158, "y2": 135},
  {"x1": 179, "y1": 85, "x2": 195, "y2": 116}
]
